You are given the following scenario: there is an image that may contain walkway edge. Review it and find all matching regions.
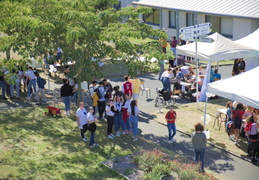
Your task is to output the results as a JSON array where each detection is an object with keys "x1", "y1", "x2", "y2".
[{"x1": 154, "y1": 115, "x2": 251, "y2": 163}]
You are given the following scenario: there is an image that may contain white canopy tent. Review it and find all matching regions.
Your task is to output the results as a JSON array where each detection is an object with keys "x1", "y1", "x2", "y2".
[
  {"x1": 235, "y1": 28, "x2": 259, "y2": 69},
  {"x1": 207, "y1": 66, "x2": 259, "y2": 109},
  {"x1": 202, "y1": 66, "x2": 259, "y2": 125},
  {"x1": 176, "y1": 32, "x2": 258, "y2": 61}
]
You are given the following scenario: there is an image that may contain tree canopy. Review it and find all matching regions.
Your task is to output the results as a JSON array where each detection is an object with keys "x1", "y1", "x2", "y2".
[{"x1": 0, "y1": 0, "x2": 171, "y2": 83}]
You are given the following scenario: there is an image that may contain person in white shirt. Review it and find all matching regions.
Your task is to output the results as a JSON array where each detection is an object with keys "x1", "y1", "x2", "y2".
[
  {"x1": 25, "y1": 66, "x2": 36, "y2": 100},
  {"x1": 106, "y1": 99, "x2": 116, "y2": 139},
  {"x1": 76, "y1": 102, "x2": 88, "y2": 142},
  {"x1": 161, "y1": 69, "x2": 174, "y2": 92}
]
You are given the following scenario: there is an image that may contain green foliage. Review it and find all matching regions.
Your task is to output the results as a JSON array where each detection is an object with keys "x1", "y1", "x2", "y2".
[{"x1": 0, "y1": 0, "x2": 172, "y2": 84}]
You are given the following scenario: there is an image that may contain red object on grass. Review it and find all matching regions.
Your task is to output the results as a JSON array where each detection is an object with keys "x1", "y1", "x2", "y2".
[{"x1": 45, "y1": 106, "x2": 61, "y2": 115}]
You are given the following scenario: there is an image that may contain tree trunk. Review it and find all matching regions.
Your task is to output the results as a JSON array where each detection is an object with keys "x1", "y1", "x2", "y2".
[{"x1": 6, "y1": 49, "x2": 11, "y2": 60}]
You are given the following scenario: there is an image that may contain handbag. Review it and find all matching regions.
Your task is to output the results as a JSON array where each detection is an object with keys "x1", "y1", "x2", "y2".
[{"x1": 88, "y1": 122, "x2": 96, "y2": 132}]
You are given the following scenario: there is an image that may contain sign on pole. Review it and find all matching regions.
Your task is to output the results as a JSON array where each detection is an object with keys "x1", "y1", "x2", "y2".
[
  {"x1": 179, "y1": 22, "x2": 213, "y2": 110},
  {"x1": 179, "y1": 22, "x2": 212, "y2": 41}
]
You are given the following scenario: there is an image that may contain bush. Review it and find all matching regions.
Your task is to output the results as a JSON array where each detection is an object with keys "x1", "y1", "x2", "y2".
[
  {"x1": 134, "y1": 149, "x2": 218, "y2": 180},
  {"x1": 133, "y1": 149, "x2": 166, "y2": 172}
]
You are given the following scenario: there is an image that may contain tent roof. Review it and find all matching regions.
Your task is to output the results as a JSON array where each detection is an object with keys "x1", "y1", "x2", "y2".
[
  {"x1": 207, "y1": 66, "x2": 259, "y2": 109},
  {"x1": 235, "y1": 28, "x2": 259, "y2": 50},
  {"x1": 176, "y1": 32, "x2": 258, "y2": 61}
]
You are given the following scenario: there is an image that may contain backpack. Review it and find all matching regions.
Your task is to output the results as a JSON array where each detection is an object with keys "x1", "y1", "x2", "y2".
[
  {"x1": 96, "y1": 87, "x2": 102, "y2": 99},
  {"x1": 42, "y1": 78, "x2": 46, "y2": 85}
]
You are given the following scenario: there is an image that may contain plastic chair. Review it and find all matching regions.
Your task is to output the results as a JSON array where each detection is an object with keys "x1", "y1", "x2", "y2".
[{"x1": 140, "y1": 83, "x2": 151, "y2": 98}]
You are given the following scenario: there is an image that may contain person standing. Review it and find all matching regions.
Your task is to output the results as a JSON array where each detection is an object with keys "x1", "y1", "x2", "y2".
[
  {"x1": 76, "y1": 102, "x2": 88, "y2": 142},
  {"x1": 170, "y1": 36, "x2": 178, "y2": 56},
  {"x1": 0, "y1": 69, "x2": 7, "y2": 100},
  {"x1": 165, "y1": 105, "x2": 177, "y2": 143},
  {"x1": 114, "y1": 95, "x2": 124, "y2": 137},
  {"x1": 191, "y1": 123, "x2": 207, "y2": 174},
  {"x1": 103, "y1": 78, "x2": 113, "y2": 101},
  {"x1": 71, "y1": 77, "x2": 78, "y2": 105},
  {"x1": 25, "y1": 66, "x2": 37, "y2": 100},
  {"x1": 129, "y1": 77, "x2": 142, "y2": 106},
  {"x1": 121, "y1": 75, "x2": 133, "y2": 97},
  {"x1": 89, "y1": 80, "x2": 98, "y2": 114},
  {"x1": 97, "y1": 81, "x2": 106, "y2": 120},
  {"x1": 159, "y1": 38, "x2": 168, "y2": 54},
  {"x1": 232, "y1": 103, "x2": 245, "y2": 144},
  {"x1": 106, "y1": 99, "x2": 116, "y2": 139},
  {"x1": 127, "y1": 100, "x2": 140, "y2": 141},
  {"x1": 87, "y1": 107, "x2": 99, "y2": 148},
  {"x1": 34, "y1": 71, "x2": 46, "y2": 103},
  {"x1": 122, "y1": 94, "x2": 131, "y2": 134},
  {"x1": 60, "y1": 78, "x2": 73, "y2": 115}
]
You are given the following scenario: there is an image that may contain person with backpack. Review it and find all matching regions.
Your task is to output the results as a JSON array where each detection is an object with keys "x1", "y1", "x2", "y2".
[
  {"x1": 97, "y1": 81, "x2": 106, "y2": 120},
  {"x1": 127, "y1": 100, "x2": 140, "y2": 141},
  {"x1": 231, "y1": 103, "x2": 245, "y2": 144},
  {"x1": 165, "y1": 105, "x2": 177, "y2": 143},
  {"x1": 34, "y1": 71, "x2": 46, "y2": 103}
]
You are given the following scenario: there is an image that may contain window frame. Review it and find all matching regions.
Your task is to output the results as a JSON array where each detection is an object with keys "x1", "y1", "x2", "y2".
[
  {"x1": 168, "y1": 11, "x2": 176, "y2": 29},
  {"x1": 205, "y1": 15, "x2": 233, "y2": 38},
  {"x1": 186, "y1": 13, "x2": 195, "y2": 26},
  {"x1": 143, "y1": 8, "x2": 160, "y2": 26}
]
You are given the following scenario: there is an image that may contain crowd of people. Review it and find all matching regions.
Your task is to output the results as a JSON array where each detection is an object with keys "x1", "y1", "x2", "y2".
[
  {"x1": 0, "y1": 65, "x2": 46, "y2": 102},
  {"x1": 62, "y1": 75, "x2": 143, "y2": 148},
  {"x1": 159, "y1": 64, "x2": 221, "y2": 101},
  {"x1": 225, "y1": 101, "x2": 259, "y2": 163}
]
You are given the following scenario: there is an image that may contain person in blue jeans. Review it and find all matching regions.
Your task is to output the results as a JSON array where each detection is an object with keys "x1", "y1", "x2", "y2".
[
  {"x1": 60, "y1": 78, "x2": 72, "y2": 115},
  {"x1": 87, "y1": 107, "x2": 99, "y2": 148},
  {"x1": 191, "y1": 123, "x2": 207, "y2": 173},
  {"x1": 127, "y1": 100, "x2": 140, "y2": 141},
  {"x1": 165, "y1": 105, "x2": 177, "y2": 143}
]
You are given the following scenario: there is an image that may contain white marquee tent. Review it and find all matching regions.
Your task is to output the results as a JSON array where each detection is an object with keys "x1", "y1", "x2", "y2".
[
  {"x1": 235, "y1": 28, "x2": 259, "y2": 68},
  {"x1": 207, "y1": 66, "x2": 259, "y2": 109},
  {"x1": 235, "y1": 28, "x2": 259, "y2": 51},
  {"x1": 176, "y1": 32, "x2": 258, "y2": 61}
]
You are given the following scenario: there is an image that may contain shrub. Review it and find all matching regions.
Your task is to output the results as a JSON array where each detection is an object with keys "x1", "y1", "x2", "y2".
[{"x1": 133, "y1": 149, "x2": 166, "y2": 172}]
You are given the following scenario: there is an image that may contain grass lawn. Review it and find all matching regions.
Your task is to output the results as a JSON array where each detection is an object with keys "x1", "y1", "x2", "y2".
[
  {"x1": 0, "y1": 104, "x2": 199, "y2": 180},
  {"x1": 154, "y1": 98, "x2": 248, "y2": 156}
]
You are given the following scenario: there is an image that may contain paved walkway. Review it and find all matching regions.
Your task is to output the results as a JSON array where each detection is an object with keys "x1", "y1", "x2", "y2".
[{"x1": 1, "y1": 65, "x2": 258, "y2": 179}]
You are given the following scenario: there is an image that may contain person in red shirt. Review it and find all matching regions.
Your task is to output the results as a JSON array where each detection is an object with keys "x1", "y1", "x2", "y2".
[
  {"x1": 170, "y1": 36, "x2": 178, "y2": 56},
  {"x1": 231, "y1": 103, "x2": 245, "y2": 144},
  {"x1": 121, "y1": 75, "x2": 133, "y2": 96},
  {"x1": 165, "y1": 105, "x2": 177, "y2": 143}
]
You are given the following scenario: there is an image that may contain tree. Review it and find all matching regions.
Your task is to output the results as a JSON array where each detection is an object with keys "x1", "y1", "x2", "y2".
[{"x1": 1, "y1": 0, "x2": 171, "y2": 90}]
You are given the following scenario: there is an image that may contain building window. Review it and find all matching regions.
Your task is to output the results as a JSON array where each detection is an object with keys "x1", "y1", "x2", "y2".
[
  {"x1": 205, "y1": 15, "x2": 233, "y2": 38},
  {"x1": 186, "y1": 13, "x2": 194, "y2": 26},
  {"x1": 113, "y1": 1, "x2": 121, "y2": 10},
  {"x1": 169, "y1": 11, "x2": 176, "y2": 28},
  {"x1": 143, "y1": 9, "x2": 160, "y2": 25}
]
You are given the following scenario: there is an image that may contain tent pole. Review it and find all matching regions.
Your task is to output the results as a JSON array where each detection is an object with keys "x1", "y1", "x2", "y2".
[
  {"x1": 204, "y1": 91, "x2": 209, "y2": 126},
  {"x1": 195, "y1": 40, "x2": 199, "y2": 109}
]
